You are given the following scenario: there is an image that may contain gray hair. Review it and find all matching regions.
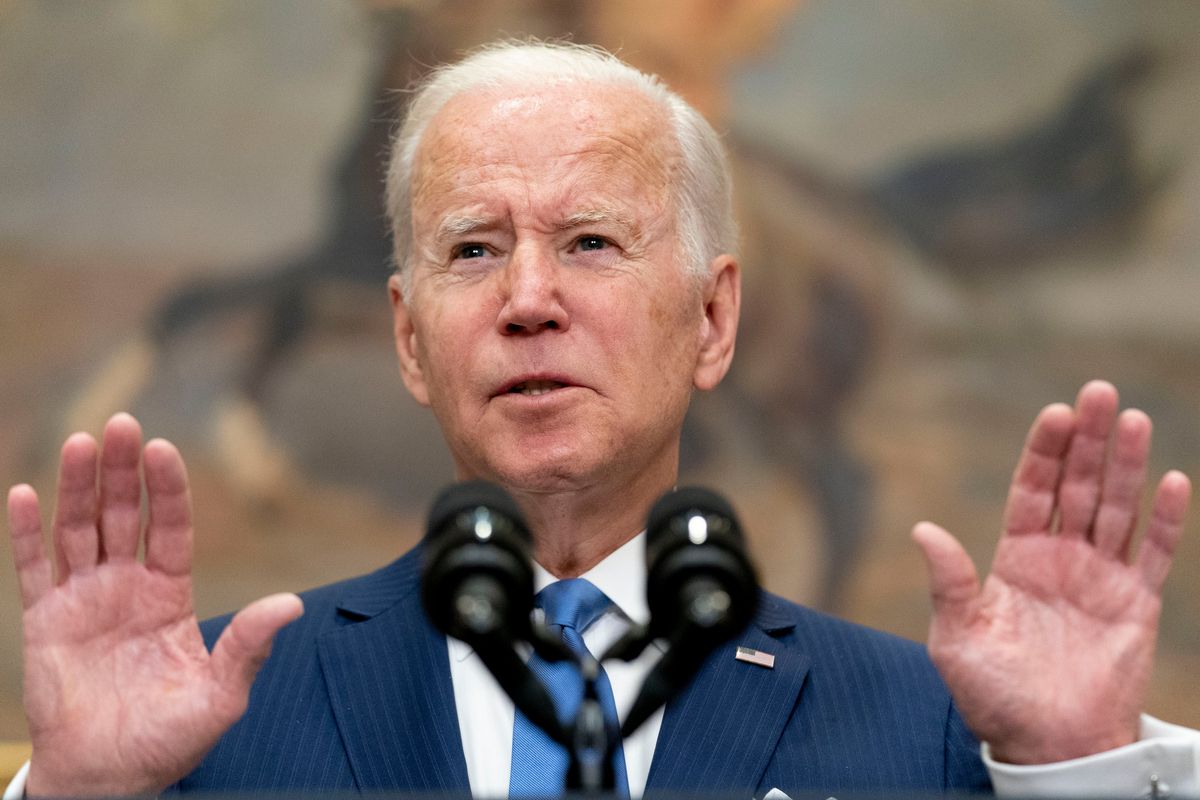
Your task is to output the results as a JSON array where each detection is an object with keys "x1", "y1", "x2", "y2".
[{"x1": 385, "y1": 40, "x2": 737, "y2": 297}]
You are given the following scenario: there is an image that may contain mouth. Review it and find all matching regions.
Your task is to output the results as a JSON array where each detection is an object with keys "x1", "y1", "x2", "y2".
[
  {"x1": 495, "y1": 373, "x2": 581, "y2": 398},
  {"x1": 505, "y1": 379, "x2": 569, "y2": 396}
]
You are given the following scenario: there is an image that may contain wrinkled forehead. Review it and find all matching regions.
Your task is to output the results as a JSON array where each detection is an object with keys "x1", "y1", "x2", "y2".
[{"x1": 410, "y1": 81, "x2": 678, "y2": 214}]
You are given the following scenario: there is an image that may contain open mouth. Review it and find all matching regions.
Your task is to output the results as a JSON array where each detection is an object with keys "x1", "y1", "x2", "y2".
[{"x1": 507, "y1": 380, "x2": 567, "y2": 396}]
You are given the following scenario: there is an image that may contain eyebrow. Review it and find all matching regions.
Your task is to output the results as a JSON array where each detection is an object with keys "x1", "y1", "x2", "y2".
[
  {"x1": 557, "y1": 209, "x2": 641, "y2": 237},
  {"x1": 433, "y1": 215, "x2": 495, "y2": 245},
  {"x1": 432, "y1": 208, "x2": 643, "y2": 244}
]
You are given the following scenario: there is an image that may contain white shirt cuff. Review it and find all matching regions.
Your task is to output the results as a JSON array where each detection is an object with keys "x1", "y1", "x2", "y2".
[
  {"x1": 986, "y1": 715, "x2": 1200, "y2": 797},
  {"x1": 3, "y1": 760, "x2": 28, "y2": 800}
]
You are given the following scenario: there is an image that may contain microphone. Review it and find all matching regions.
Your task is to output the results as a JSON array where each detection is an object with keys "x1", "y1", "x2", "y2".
[
  {"x1": 422, "y1": 480, "x2": 568, "y2": 744},
  {"x1": 618, "y1": 486, "x2": 759, "y2": 737},
  {"x1": 423, "y1": 481, "x2": 533, "y2": 641}
]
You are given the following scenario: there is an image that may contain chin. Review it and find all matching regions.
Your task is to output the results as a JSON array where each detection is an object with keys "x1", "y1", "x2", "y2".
[
  {"x1": 492, "y1": 459, "x2": 595, "y2": 495},
  {"x1": 470, "y1": 443, "x2": 607, "y2": 495}
]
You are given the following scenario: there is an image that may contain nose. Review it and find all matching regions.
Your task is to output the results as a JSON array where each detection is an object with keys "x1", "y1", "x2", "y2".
[{"x1": 496, "y1": 243, "x2": 570, "y2": 335}]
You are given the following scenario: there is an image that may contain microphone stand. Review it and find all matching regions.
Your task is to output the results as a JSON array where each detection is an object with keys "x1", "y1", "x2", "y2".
[
  {"x1": 443, "y1": 572, "x2": 624, "y2": 794},
  {"x1": 565, "y1": 654, "x2": 619, "y2": 794},
  {"x1": 524, "y1": 622, "x2": 620, "y2": 794},
  {"x1": 421, "y1": 482, "x2": 625, "y2": 794}
]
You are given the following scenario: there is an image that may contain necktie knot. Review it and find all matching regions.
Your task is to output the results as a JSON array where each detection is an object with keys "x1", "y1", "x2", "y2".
[{"x1": 537, "y1": 578, "x2": 613, "y2": 635}]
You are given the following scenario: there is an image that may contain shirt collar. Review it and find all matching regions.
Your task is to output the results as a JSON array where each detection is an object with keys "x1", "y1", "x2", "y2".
[
  {"x1": 448, "y1": 530, "x2": 648, "y2": 662},
  {"x1": 532, "y1": 530, "x2": 648, "y2": 626}
]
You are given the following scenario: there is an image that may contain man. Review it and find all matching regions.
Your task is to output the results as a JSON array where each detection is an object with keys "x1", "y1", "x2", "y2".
[{"x1": 5, "y1": 41, "x2": 1197, "y2": 797}]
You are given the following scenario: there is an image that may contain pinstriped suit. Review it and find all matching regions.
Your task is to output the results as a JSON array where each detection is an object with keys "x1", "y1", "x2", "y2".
[{"x1": 178, "y1": 546, "x2": 991, "y2": 794}]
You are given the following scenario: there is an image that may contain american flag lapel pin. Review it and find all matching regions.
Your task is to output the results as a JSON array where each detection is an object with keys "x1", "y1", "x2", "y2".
[{"x1": 735, "y1": 646, "x2": 775, "y2": 669}]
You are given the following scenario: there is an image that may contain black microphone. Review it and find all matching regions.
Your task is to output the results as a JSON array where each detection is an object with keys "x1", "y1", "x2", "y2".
[
  {"x1": 422, "y1": 480, "x2": 568, "y2": 744},
  {"x1": 618, "y1": 486, "x2": 759, "y2": 737}
]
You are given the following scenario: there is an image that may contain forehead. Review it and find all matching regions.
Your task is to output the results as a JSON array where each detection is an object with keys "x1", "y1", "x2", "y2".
[{"x1": 410, "y1": 81, "x2": 676, "y2": 218}]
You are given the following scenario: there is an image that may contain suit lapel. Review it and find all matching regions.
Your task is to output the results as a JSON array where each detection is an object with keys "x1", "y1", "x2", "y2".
[
  {"x1": 645, "y1": 595, "x2": 809, "y2": 792},
  {"x1": 317, "y1": 550, "x2": 470, "y2": 792}
]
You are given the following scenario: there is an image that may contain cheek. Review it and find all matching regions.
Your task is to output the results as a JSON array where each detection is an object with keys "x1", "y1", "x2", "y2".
[
  {"x1": 411, "y1": 308, "x2": 459, "y2": 389},
  {"x1": 605, "y1": 301, "x2": 702, "y2": 394},
  {"x1": 647, "y1": 283, "x2": 704, "y2": 356},
  {"x1": 414, "y1": 299, "x2": 495, "y2": 404},
  {"x1": 424, "y1": 340, "x2": 465, "y2": 397}
]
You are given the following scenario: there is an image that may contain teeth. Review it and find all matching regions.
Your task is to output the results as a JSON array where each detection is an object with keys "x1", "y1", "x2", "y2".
[{"x1": 512, "y1": 380, "x2": 564, "y2": 396}]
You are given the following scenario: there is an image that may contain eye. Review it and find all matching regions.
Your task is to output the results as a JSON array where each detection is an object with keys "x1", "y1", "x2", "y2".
[
  {"x1": 575, "y1": 235, "x2": 610, "y2": 252},
  {"x1": 453, "y1": 243, "x2": 489, "y2": 260}
]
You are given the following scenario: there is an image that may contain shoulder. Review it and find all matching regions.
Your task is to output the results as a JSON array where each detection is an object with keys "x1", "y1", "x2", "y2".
[
  {"x1": 198, "y1": 545, "x2": 425, "y2": 649},
  {"x1": 750, "y1": 593, "x2": 989, "y2": 790},
  {"x1": 756, "y1": 590, "x2": 948, "y2": 696},
  {"x1": 758, "y1": 590, "x2": 926, "y2": 653}
]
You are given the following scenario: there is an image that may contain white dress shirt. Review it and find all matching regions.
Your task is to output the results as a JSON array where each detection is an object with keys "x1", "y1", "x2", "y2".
[{"x1": 984, "y1": 716, "x2": 1200, "y2": 797}]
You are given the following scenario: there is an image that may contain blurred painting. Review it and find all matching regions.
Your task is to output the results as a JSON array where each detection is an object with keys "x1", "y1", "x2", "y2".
[{"x1": 1, "y1": 0, "x2": 1198, "y2": 742}]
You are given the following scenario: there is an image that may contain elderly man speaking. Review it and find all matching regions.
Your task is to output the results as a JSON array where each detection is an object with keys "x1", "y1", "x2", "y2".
[{"x1": 6, "y1": 41, "x2": 1195, "y2": 798}]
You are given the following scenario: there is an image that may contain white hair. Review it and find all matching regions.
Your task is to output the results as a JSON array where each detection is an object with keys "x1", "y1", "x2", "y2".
[{"x1": 385, "y1": 40, "x2": 737, "y2": 297}]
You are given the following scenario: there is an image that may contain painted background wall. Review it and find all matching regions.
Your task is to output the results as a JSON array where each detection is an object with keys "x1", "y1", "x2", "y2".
[{"x1": 2, "y1": 0, "x2": 1198, "y2": 740}]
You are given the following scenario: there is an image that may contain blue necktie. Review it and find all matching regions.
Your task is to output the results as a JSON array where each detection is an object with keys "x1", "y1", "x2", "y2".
[{"x1": 509, "y1": 578, "x2": 630, "y2": 798}]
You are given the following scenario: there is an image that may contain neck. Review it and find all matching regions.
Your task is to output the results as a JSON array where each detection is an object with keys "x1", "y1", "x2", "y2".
[{"x1": 509, "y1": 459, "x2": 677, "y2": 579}]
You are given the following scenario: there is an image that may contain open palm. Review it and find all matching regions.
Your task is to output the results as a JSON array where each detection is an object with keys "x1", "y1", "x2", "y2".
[
  {"x1": 7, "y1": 414, "x2": 302, "y2": 796},
  {"x1": 914, "y1": 381, "x2": 1191, "y2": 764}
]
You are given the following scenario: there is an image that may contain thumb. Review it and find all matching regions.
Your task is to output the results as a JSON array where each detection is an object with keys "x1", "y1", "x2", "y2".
[
  {"x1": 211, "y1": 593, "x2": 304, "y2": 701},
  {"x1": 911, "y1": 521, "x2": 979, "y2": 626}
]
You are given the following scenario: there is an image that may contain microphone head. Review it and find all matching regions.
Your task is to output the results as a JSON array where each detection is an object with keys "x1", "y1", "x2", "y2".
[
  {"x1": 422, "y1": 480, "x2": 535, "y2": 642},
  {"x1": 644, "y1": 486, "x2": 759, "y2": 643}
]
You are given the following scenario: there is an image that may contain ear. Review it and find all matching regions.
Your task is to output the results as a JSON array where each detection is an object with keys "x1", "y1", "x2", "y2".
[
  {"x1": 693, "y1": 254, "x2": 740, "y2": 392},
  {"x1": 389, "y1": 274, "x2": 431, "y2": 407}
]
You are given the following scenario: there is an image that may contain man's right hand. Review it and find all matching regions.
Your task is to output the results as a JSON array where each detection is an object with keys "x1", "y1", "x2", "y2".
[{"x1": 6, "y1": 413, "x2": 303, "y2": 797}]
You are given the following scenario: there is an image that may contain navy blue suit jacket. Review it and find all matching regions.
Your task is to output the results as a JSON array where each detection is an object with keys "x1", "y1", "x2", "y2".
[{"x1": 182, "y1": 546, "x2": 991, "y2": 794}]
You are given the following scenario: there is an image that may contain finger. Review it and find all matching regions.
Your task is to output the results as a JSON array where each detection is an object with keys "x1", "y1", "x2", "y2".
[
  {"x1": 1092, "y1": 409, "x2": 1152, "y2": 558},
  {"x1": 51, "y1": 433, "x2": 100, "y2": 580},
  {"x1": 99, "y1": 413, "x2": 144, "y2": 562},
  {"x1": 1057, "y1": 381, "x2": 1119, "y2": 539},
  {"x1": 7, "y1": 485, "x2": 53, "y2": 608},
  {"x1": 143, "y1": 438, "x2": 193, "y2": 577},
  {"x1": 1002, "y1": 403, "x2": 1075, "y2": 537},
  {"x1": 1135, "y1": 470, "x2": 1191, "y2": 593},
  {"x1": 912, "y1": 521, "x2": 980, "y2": 627},
  {"x1": 210, "y1": 594, "x2": 304, "y2": 705}
]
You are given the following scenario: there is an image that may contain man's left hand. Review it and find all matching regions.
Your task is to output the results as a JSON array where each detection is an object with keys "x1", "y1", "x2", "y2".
[{"x1": 913, "y1": 380, "x2": 1192, "y2": 764}]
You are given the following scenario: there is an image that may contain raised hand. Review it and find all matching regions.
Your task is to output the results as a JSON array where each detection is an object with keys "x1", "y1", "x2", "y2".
[
  {"x1": 913, "y1": 381, "x2": 1191, "y2": 765},
  {"x1": 7, "y1": 413, "x2": 303, "y2": 796}
]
